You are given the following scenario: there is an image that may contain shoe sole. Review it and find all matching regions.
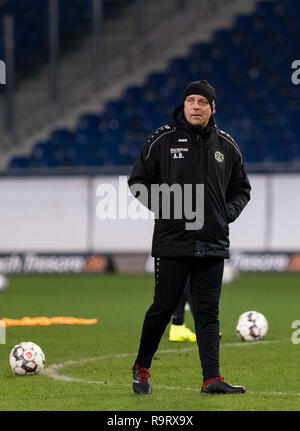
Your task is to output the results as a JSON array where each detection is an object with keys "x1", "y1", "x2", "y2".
[
  {"x1": 201, "y1": 388, "x2": 246, "y2": 394},
  {"x1": 133, "y1": 384, "x2": 152, "y2": 394}
]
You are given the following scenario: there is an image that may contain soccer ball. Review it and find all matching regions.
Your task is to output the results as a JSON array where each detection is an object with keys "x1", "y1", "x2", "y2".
[
  {"x1": 0, "y1": 274, "x2": 8, "y2": 292},
  {"x1": 236, "y1": 311, "x2": 268, "y2": 341},
  {"x1": 9, "y1": 341, "x2": 45, "y2": 375}
]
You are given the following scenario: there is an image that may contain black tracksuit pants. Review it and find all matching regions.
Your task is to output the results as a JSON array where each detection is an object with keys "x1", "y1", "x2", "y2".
[
  {"x1": 172, "y1": 275, "x2": 194, "y2": 325},
  {"x1": 135, "y1": 256, "x2": 224, "y2": 381}
]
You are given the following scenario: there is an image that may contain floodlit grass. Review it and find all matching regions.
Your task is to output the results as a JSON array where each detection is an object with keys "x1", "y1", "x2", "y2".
[{"x1": 0, "y1": 272, "x2": 300, "y2": 411}]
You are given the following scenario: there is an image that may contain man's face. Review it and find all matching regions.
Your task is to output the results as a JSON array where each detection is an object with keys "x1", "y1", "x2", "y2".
[{"x1": 184, "y1": 94, "x2": 212, "y2": 127}]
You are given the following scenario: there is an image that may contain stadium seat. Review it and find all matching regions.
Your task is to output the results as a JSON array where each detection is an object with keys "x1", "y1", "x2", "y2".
[
  {"x1": 9, "y1": 156, "x2": 32, "y2": 169},
  {"x1": 8, "y1": 0, "x2": 300, "y2": 170}
]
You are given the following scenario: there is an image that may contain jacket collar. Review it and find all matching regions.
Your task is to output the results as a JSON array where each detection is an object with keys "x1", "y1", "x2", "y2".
[{"x1": 169, "y1": 104, "x2": 216, "y2": 139}]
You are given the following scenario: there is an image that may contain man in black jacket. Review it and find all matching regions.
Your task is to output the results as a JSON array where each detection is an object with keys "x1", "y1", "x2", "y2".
[{"x1": 128, "y1": 80, "x2": 251, "y2": 395}]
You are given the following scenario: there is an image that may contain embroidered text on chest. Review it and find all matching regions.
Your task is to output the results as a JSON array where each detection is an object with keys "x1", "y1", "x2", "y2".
[
  {"x1": 170, "y1": 148, "x2": 189, "y2": 153},
  {"x1": 170, "y1": 148, "x2": 188, "y2": 159}
]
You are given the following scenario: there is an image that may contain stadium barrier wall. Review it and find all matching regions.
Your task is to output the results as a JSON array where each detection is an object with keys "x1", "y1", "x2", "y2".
[{"x1": 0, "y1": 174, "x2": 299, "y2": 273}]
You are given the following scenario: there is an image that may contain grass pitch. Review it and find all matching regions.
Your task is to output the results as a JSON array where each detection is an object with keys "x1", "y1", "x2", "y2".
[{"x1": 0, "y1": 272, "x2": 300, "y2": 411}]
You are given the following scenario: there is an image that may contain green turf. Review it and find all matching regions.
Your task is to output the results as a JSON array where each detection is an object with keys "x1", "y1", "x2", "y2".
[{"x1": 0, "y1": 272, "x2": 300, "y2": 411}]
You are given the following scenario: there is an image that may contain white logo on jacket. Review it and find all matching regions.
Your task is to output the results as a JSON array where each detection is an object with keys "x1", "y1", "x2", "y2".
[
  {"x1": 170, "y1": 147, "x2": 188, "y2": 159},
  {"x1": 215, "y1": 151, "x2": 224, "y2": 162}
]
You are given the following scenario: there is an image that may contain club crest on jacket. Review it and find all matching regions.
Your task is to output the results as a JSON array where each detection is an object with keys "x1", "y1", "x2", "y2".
[{"x1": 215, "y1": 151, "x2": 224, "y2": 162}]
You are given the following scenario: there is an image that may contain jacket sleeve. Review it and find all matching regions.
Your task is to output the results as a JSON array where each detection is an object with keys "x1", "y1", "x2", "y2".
[
  {"x1": 127, "y1": 136, "x2": 159, "y2": 211},
  {"x1": 226, "y1": 151, "x2": 251, "y2": 223}
]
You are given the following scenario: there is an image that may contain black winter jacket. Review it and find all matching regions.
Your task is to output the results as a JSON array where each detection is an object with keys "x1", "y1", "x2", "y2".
[{"x1": 128, "y1": 105, "x2": 251, "y2": 258}]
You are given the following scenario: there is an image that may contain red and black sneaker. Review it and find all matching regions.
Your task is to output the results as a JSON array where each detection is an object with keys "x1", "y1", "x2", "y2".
[
  {"x1": 132, "y1": 363, "x2": 152, "y2": 394},
  {"x1": 201, "y1": 376, "x2": 246, "y2": 394}
]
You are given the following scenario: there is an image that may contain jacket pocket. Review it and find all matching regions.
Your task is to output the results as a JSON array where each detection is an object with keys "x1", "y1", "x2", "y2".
[
  {"x1": 197, "y1": 221, "x2": 229, "y2": 242},
  {"x1": 226, "y1": 203, "x2": 237, "y2": 224}
]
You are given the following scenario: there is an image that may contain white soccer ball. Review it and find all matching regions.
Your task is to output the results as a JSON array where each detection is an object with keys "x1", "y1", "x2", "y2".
[
  {"x1": 236, "y1": 311, "x2": 268, "y2": 341},
  {"x1": 9, "y1": 341, "x2": 45, "y2": 376},
  {"x1": 0, "y1": 274, "x2": 8, "y2": 292}
]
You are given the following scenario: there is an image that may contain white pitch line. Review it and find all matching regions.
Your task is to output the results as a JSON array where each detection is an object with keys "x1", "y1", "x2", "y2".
[
  {"x1": 42, "y1": 339, "x2": 300, "y2": 397},
  {"x1": 42, "y1": 339, "x2": 283, "y2": 374}
]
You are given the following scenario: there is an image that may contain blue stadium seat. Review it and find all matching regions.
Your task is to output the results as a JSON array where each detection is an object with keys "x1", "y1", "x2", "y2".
[
  {"x1": 9, "y1": 156, "x2": 32, "y2": 169},
  {"x1": 76, "y1": 114, "x2": 101, "y2": 133},
  {"x1": 49, "y1": 128, "x2": 75, "y2": 146},
  {"x1": 8, "y1": 0, "x2": 300, "y2": 170}
]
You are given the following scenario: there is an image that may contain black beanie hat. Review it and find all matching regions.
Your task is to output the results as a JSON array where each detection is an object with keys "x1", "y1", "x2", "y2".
[{"x1": 183, "y1": 80, "x2": 216, "y2": 110}]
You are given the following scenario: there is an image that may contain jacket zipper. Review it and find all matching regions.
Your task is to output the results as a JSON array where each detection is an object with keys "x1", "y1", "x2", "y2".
[
  {"x1": 196, "y1": 134, "x2": 206, "y2": 177},
  {"x1": 197, "y1": 133, "x2": 211, "y2": 177}
]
